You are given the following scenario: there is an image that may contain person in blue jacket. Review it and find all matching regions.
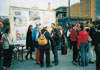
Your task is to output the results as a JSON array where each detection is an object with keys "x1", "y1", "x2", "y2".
[{"x1": 32, "y1": 23, "x2": 40, "y2": 60}]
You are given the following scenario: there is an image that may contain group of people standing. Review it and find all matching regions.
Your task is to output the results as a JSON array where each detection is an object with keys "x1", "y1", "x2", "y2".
[
  {"x1": 25, "y1": 23, "x2": 62, "y2": 67},
  {"x1": 66, "y1": 22, "x2": 100, "y2": 70},
  {"x1": 19, "y1": 22, "x2": 100, "y2": 70},
  {"x1": 0, "y1": 21, "x2": 100, "y2": 70}
]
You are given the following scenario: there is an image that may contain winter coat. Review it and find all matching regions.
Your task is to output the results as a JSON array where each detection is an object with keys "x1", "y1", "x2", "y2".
[{"x1": 26, "y1": 29, "x2": 34, "y2": 50}]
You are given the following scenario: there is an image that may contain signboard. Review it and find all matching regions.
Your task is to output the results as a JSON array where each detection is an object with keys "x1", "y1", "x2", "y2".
[{"x1": 9, "y1": 6, "x2": 56, "y2": 45}]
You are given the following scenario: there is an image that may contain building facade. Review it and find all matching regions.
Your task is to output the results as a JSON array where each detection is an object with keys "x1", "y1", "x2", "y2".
[
  {"x1": 68, "y1": 0, "x2": 95, "y2": 21},
  {"x1": 95, "y1": 0, "x2": 100, "y2": 21},
  {"x1": 55, "y1": 7, "x2": 68, "y2": 19},
  {"x1": 67, "y1": 3, "x2": 81, "y2": 18}
]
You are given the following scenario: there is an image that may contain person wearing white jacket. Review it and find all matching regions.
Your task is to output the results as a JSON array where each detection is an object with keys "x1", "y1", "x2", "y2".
[{"x1": 2, "y1": 28, "x2": 14, "y2": 68}]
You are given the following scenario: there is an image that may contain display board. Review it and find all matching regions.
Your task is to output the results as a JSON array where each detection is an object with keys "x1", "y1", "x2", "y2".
[{"x1": 9, "y1": 6, "x2": 56, "y2": 45}]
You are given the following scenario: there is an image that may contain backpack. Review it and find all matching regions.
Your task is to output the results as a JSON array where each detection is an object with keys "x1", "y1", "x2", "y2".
[{"x1": 38, "y1": 31, "x2": 47, "y2": 46}]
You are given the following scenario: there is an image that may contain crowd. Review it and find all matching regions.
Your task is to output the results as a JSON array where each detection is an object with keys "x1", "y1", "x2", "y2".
[{"x1": 0, "y1": 21, "x2": 100, "y2": 70}]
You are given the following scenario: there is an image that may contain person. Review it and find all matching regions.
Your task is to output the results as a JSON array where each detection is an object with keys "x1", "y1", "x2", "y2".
[
  {"x1": 39, "y1": 25, "x2": 51, "y2": 67},
  {"x1": 58, "y1": 26, "x2": 63, "y2": 49},
  {"x1": 2, "y1": 28, "x2": 14, "y2": 68},
  {"x1": 78, "y1": 24, "x2": 88, "y2": 66},
  {"x1": 32, "y1": 23, "x2": 40, "y2": 60},
  {"x1": 36, "y1": 26, "x2": 42, "y2": 64},
  {"x1": 70, "y1": 24, "x2": 78, "y2": 65},
  {"x1": 66, "y1": 23, "x2": 71, "y2": 49},
  {"x1": 76, "y1": 23, "x2": 80, "y2": 36},
  {"x1": 51, "y1": 23, "x2": 60, "y2": 66},
  {"x1": 94, "y1": 25, "x2": 100, "y2": 70},
  {"x1": 88, "y1": 22, "x2": 96, "y2": 63},
  {"x1": 25, "y1": 25, "x2": 35, "y2": 60},
  {"x1": 0, "y1": 22, "x2": 3, "y2": 70}
]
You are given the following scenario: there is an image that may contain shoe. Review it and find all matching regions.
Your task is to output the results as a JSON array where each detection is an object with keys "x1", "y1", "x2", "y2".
[
  {"x1": 30, "y1": 57, "x2": 34, "y2": 60},
  {"x1": 89, "y1": 61, "x2": 95, "y2": 64},
  {"x1": 46, "y1": 65, "x2": 52, "y2": 68},
  {"x1": 73, "y1": 61, "x2": 77, "y2": 65},
  {"x1": 36, "y1": 62, "x2": 40, "y2": 64},
  {"x1": 52, "y1": 61, "x2": 55, "y2": 63},
  {"x1": 25, "y1": 56, "x2": 28, "y2": 60},
  {"x1": 55, "y1": 63, "x2": 58, "y2": 66},
  {"x1": 40, "y1": 65, "x2": 44, "y2": 67}
]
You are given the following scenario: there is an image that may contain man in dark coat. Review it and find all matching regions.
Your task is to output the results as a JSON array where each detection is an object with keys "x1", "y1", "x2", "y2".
[
  {"x1": 88, "y1": 22, "x2": 96, "y2": 63},
  {"x1": 94, "y1": 25, "x2": 100, "y2": 70},
  {"x1": 51, "y1": 23, "x2": 61, "y2": 66},
  {"x1": 88, "y1": 22, "x2": 96, "y2": 45}
]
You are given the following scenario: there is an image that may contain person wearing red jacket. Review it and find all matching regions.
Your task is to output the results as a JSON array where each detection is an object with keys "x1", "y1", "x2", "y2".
[
  {"x1": 70, "y1": 24, "x2": 78, "y2": 65},
  {"x1": 78, "y1": 24, "x2": 88, "y2": 66}
]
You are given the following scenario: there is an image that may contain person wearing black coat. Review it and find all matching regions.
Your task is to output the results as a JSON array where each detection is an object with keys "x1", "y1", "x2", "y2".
[
  {"x1": 94, "y1": 25, "x2": 100, "y2": 70},
  {"x1": 0, "y1": 22, "x2": 3, "y2": 70},
  {"x1": 39, "y1": 26, "x2": 51, "y2": 67},
  {"x1": 88, "y1": 22, "x2": 96, "y2": 63},
  {"x1": 25, "y1": 25, "x2": 35, "y2": 60},
  {"x1": 88, "y1": 23, "x2": 96, "y2": 45},
  {"x1": 51, "y1": 23, "x2": 61, "y2": 66}
]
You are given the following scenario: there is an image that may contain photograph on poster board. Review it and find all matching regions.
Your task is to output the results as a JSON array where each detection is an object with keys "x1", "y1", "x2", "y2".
[
  {"x1": 29, "y1": 10, "x2": 40, "y2": 23},
  {"x1": 14, "y1": 17, "x2": 27, "y2": 27},
  {"x1": 16, "y1": 29, "x2": 26, "y2": 41}
]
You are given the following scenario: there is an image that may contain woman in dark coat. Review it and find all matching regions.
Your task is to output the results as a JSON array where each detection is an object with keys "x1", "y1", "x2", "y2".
[
  {"x1": 94, "y1": 25, "x2": 100, "y2": 70},
  {"x1": 25, "y1": 25, "x2": 35, "y2": 60}
]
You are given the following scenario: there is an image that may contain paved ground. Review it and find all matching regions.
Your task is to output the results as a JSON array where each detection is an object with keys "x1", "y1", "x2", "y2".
[{"x1": 3, "y1": 49, "x2": 96, "y2": 70}]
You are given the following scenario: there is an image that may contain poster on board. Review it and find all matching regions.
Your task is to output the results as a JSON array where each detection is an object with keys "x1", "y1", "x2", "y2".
[{"x1": 10, "y1": 7, "x2": 56, "y2": 45}]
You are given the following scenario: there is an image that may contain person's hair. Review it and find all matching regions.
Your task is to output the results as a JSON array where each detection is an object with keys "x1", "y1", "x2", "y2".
[
  {"x1": 86, "y1": 29, "x2": 89, "y2": 32},
  {"x1": 67, "y1": 23, "x2": 70, "y2": 27},
  {"x1": 67, "y1": 23, "x2": 70, "y2": 26},
  {"x1": 97, "y1": 25, "x2": 100, "y2": 30},
  {"x1": 89, "y1": 22, "x2": 94, "y2": 25},
  {"x1": 72, "y1": 24, "x2": 76, "y2": 28},
  {"x1": 5, "y1": 28, "x2": 10, "y2": 34},
  {"x1": 28, "y1": 25, "x2": 33, "y2": 30},
  {"x1": 58, "y1": 26, "x2": 62, "y2": 30},
  {"x1": 80, "y1": 24, "x2": 84, "y2": 30},
  {"x1": 52, "y1": 23, "x2": 55, "y2": 26}
]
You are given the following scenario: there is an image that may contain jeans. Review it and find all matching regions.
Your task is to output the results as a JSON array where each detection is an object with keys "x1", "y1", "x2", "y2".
[
  {"x1": 80, "y1": 41, "x2": 88, "y2": 66},
  {"x1": 54, "y1": 45, "x2": 59, "y2": 64}
]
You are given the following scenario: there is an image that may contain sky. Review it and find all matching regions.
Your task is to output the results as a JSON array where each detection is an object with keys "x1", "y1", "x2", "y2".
[{"x1": 0, "y1": 0, "x2": 80, "y2": 16}]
